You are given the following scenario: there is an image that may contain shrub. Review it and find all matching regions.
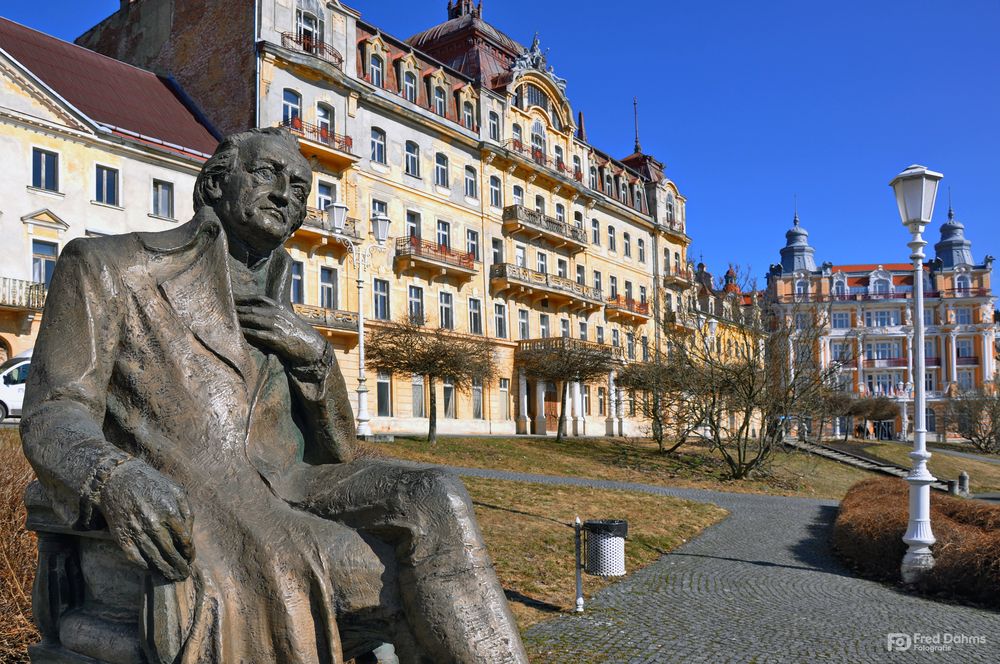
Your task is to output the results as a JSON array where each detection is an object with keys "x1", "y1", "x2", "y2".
[
  {"x1": 834, "y1": 477, "x2": 1000, "y2": 607},
  {"x1": 0, "y1": 428, "x2": 36, "y2": 663}
]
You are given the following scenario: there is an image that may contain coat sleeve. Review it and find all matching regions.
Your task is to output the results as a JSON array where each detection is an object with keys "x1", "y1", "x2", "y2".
[
  {"x1": 20, "y1": 238, "x2": 131, "y2": 530},
  {"x1": 287, "y1": 345, "x2": 358, "y2": 464}
]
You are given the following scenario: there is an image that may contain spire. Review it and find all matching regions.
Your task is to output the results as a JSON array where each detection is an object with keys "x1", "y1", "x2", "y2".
[
  {"x1": 447, "y1": 0, "x2": 480, "y2": 19},
  {"x1": 633, "y1": 97, "x2": 642, "y2": 153},
  {"x1": 576, "y1": 110, "x2": 587, "y2": 142},
  {"x1": 935, "y1": 195, "x2": 975, "y2": 268},
  {"x1": 948, "y1": 186, "x2": 954, "y2": 221}
]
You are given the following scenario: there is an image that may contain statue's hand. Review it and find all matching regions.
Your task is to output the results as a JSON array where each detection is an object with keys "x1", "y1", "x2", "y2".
[
  {"x1": 98, "y1": 460, "x2": 195, "y2": 581},
  {"x1": 236, "y1": 295, "x2": 327, "y2": 367}
]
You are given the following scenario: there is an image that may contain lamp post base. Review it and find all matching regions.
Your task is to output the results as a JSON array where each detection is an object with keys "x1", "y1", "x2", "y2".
[{"x1": 901, "y1": 550, "x2": 935, "y2": 584}]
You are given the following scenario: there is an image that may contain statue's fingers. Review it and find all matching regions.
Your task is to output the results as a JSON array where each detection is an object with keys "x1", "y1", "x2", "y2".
[
  {"x1": 113, "y1": 526, "x2": 148, "y2": 571},
  {"x1": 164, "y1": 509, "x2": 195, "y2": 562},
  {"x1": 236, "y1": 312, "x2": 273, "y2": 330},
  {"x1": 140, "y1": 522, "x2": 191, "y2": 581},
  {"x1": 242, "y1": 328, "x2": 282, "y2": 346}
]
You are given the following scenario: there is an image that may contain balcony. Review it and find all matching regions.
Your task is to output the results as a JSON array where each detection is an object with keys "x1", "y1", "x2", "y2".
[
  {"x1": 0, "y1": 278, "x2": 46, "y2": 311},
  {"x1": 516, "y1": 337, "x2": 624, "y2": 362},
  {"x1": 394, "y1": 236, "x2": 477, "y2": 282},
  {"x1": 939, "y1": 287, "x2": 991, "y2": 299},
  {"x1": 293, "y1": 211, "x2": 361, "y2": 255},
  {"x1": 926, "y1": 356, "x2": 942, "y2": 367},
  {"x1": 293, "y1": 304, "x2": 359, "y2": 340},
  {"x1": 956, "y1": 356, "x2": 979, "y2": 366},
  {"x1": 279, "y1": 118, "x2": 356, "y2": 170},
  {"x1": 863, "y1": 358, "x2": 908, "y2": 369},
  {"x1": 490, "y1": 263, "x2": 603, "y2": 313},
  {"x1": 280, "y1": 32, "x2": 344, "y2": 69},
  {"x1": 662, "y1": 265, "x2": 694, "y2": 287},
  {"x1": 605, "y1": 296, "x2": 651, "y2": 325},
  {"x1": 501, "y1": 205, "x2": 588, "y2": 253}
]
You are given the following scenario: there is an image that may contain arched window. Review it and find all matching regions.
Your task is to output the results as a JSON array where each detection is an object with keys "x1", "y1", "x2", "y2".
[
  {"x1": 513, "y1": 185, "x2": 524, "y2": 206},
  {"x1": 489, "y1": 176, "x2": 502, "y2": 207},
  {"x1": 607, "y1": 226, "x2": 617, "y2": 252},
  {"x1": 604, "y1": 173, "x2": 612, "y2": 194},
  {"x1": 833, "y1": 281, "x2": 847, "y2": 298},
  {"x1": 666, "y1": 194, "x2": 676, "y2": 222},
  {"x1": 573, "y1": 210, "x2": 583, "y2": 229},
  {"x1": 282, "y1": 89, "x2": 301, "y2": 126},
  {"x1": 296, "y1": 4, "x2": 324, "y2": 49},
  {"x1": 434, "y1": 152, "x2": 449, "y2": 187},
  {"x1": 633, "y1": 186, "x2": 643, "y2": 210},
  {"x1": 464, "y1": 166, "x2": 477, "y2": 198},
  {"x1": 530, "y1": 120, "x2": 546, "y2": 156},
  {"x1": 463, "y1": 101, "x2": 475, "y2": 129},
  {"x1": 434, "y1": 87, "x2": 446, "y2": 116},
  {"x1": 370, "y1": 54, "x2": 384, "y2": 88},
  {"x1": 623, "y1": 232, "x2": 631, "y2": 257},
  {"x1": 316, "y1": 103, "x2": 334, "y2": 136},
  {"x1": 488, "y1": 111, "x2": 500, "y2": 140},
  {"x1": 555, "y1": 203, "x2": 565, "y2": 222},
  {"x1": 534, "y1": 195, "x2": 546, "y2": 215},
  {"x1": 589, "y1": 166, "x2": 597, "y2": 190},
  {"x1": 403, "y1": 71, "x2": 417, "y2": 102},
  {"x1": 795, "y1": 279, "x2": 809, "y2": 299},
  {"x1": 404, "y1": 141, "x2": 420, "y2": 177},
  {"x1": 955, "y1": 274, "x2": 971, "y2": 294},
  {"x1": 370, "y1": 127, "x2": 386, "y2": 164},
  {"x1": 871, "y1": 277, "x2": 890, "y2": 295}
]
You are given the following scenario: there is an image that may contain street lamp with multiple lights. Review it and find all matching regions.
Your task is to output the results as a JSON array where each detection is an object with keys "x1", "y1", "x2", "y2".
[
  {"x1": 326, "y1": 201, "x2": 389, "y2": 438},
  {"x1": 889, "y1": 164, "x2": 943, "y2": 583}
]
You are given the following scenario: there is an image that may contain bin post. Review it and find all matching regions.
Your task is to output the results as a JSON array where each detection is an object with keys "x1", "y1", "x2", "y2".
[{"x1": 574, "y1": 517, "x2": 584, "y2": 612}]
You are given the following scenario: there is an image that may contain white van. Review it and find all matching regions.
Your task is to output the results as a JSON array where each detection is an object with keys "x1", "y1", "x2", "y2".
[{"x1": 0, "y1": 349, "x2": 32, "y2": 420}]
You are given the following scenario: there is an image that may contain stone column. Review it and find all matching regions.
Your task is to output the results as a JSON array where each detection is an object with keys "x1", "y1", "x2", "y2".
[
  {"x1": 982, "y1": 332, "x2": 993, "y2": 383},
  {"x1": 605, "y1": 371, "x2": 617, "y2": 436},
  {"x1": 572, "y1": 381, "x2": 585, "y2": 436},
  {"x1": 616, "y1": 386, "x2": 626, "y2": 436},
  {"x1": 516, "y1": 368, "x2": 529, "y2": 434},
  {"x1": 534, "y1": 379, "x2": 547, "y2": 435},
  {"x1": 833, "y1": 416, "x2": 841, "y2": 438},
  {"x1": 949, "y1": 331, "x2": 958, "y2": 384}
]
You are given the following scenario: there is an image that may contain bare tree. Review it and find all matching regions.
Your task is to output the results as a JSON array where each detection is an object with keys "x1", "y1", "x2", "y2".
[
  {"x1": 945, "y1": 385, "x2": 1000, "y2": 453},
  {"x1": 616, "y1": 348, "x2": 698, "y2": 453},
  {"x1": 515, "y1": 338, "x2": 618, "y2": 443},
  {"x1": 365, "y1": 317, "x2": 496, "y2": 444}
]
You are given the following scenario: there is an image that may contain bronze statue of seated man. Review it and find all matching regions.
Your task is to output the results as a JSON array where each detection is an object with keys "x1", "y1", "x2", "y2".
[{"x1": 21, "y1": 128, "x2": 528, "y2": 664}]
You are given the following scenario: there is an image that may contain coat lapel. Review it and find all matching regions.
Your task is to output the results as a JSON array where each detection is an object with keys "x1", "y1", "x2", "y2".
[{"x1": 144, "y1": 211, "x2": 256, "y2": 383}]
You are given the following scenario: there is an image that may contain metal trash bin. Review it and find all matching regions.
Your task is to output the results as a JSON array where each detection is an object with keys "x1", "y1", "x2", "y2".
[{"x1": 583, "y1": 519, "x2": 628, "y2": 577}]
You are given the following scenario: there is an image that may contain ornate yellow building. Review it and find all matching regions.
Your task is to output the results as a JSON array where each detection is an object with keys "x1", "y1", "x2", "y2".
[{"x1": 71, "y1": 0, "x2": 696, "y2": 436}]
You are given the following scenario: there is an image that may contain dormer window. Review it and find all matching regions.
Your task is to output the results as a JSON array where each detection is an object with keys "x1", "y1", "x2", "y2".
[
  {"x1": 871, "y1": 277, "x2": 891, "y2": 295},
  {"x1": 403, "y1": 71, "x2": 417, "y2": 102},
  {"x1": 369, "y1": 55, "x2": 384, "y2": 87},
  {"x1": 956, "y1": 274, "x2": 971, "y2": 294},
  {"x1": 666, "y1": 194, "x2": 676, "y2": 222},
  {"x1": 463, "y1": 101, "x2": 475, "y2": 129},
  {"x1": 589, "y1": 166, "x2": 597, "y2": 189},
  {"x1": 434, "y1": 87, "x2": 446, "y2": 116}
]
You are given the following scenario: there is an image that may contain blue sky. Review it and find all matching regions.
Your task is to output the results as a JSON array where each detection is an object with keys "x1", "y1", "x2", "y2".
[{"x1": 7, "y1": 1, "x2": 999, "y2": 284}]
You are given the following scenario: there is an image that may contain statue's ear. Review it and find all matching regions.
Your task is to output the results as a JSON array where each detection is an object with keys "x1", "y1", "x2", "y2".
[{"x1": 202, "y1": 172, "x2": 225, "y2": 204}]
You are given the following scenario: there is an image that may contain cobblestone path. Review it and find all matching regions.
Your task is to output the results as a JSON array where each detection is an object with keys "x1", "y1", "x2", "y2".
[{"x1": 437, "y1": 465, "x2": 998, "y2": 663}]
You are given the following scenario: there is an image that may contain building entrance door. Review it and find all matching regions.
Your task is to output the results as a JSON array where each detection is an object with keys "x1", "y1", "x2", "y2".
[
  {"x1": 544, "y1": 382, "x2": 559, "y2": 430},
  {"x1": 874, "y1": 420, "x2": 895, "y2": 440}
]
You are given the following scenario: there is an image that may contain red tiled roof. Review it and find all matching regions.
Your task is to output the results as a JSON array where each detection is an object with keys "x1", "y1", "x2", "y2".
[{"x1": 0, "y1": 17, "x2": 218, "y2": 157}]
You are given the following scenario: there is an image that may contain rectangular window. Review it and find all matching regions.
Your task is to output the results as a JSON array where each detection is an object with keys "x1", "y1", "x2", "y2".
[
  {"x1": 627, "y1": 332, "x2": 635, "y2": 359},
  {"x1": 443, "y1": 379, "x2": 456, "y2": 418},
  {"x1": 412, "y1": 375, "x2": 425, "y2": 417},
  {"x1": 956, "y1": 338, "x2": 974, "y2": 358},
  {"x1": 469, "y1": 298, "x2": 483, "y2": 334},
  {"x1": 593, "y1": 270, "x2": 602, "y2": 292},
  {"x1": 579, "y1": 321, "x2": 587, "y2": 340},
  {"x1": 607, "y1": 226, "x2": 616, "y2": 252},
  {"x1": 464, "y1": 166, "x2": 477, "y2": 198},
  {"x1": 371, "y1": 198, "x2": 388, "y2": 217},
  {"x1": 557, "y1": 258, "x2": 568, "y2": 278},
  {"x1": 955, "y1": 308, "x2": 972, "y2": 325},
  {"x1": 290, "y1": 261, "x2": 304, "y2": 304},
  {"x1": 494, "y1": 302, "x2": 507, "y2": 338},
  {"x1": 152, "y1": 180, "x2": 174, "y2": 218},
  {"x1": 864, "y1": 310, "x2": 898, "y2": 327},
  {"x1": 439, "y1": 291, "x2": 454, "y2": 329},
  {"x1": 436, "y1": 220, "x2": 450, "y2": 248},
  {"x1": 518, "y1": 309, "x2": 529, "y2": 339},
  {"x1": 539, "y1": 314, "x2": 550, "y2": 338},
  {"x1": 831, "y1": 312, "x2": 850, "y2": 329},
  {"x1": 796, "y1": 313, "x2": 811, "y2": 330},
  {"x1": 609, "y1": 276, "x2": 618, "y2": 299},
  {"x1": 95, "y1": 165, "x2": 119, "y2": 205},
  {"x1": 536, "y1": 252, "x2": 547, "y2": 274},
  {"x1": 596, "y1": 326, "x2": 604, "y2": 345},
  {"x1": 406, "y1": 210, "x2": 421, "y2": 238},
  {"x1": 612, "y1": 329, "x2": 620, "y2": 347},
  {"x1": 924, "y1": 309, "x2": 934, "y2": 326},
  {"x1": 637, "y1": 238, "x2": 645, "y2": 264},
  {"x1": 831, "y1": 342, "x2": 851, "y2": 361},
  {"x1": 623, "y1": 233, "x2": 632, "y2": 258},
  {"x1": 472, "y1": 379, "x2": 483, "y2": 419},
  {"x1": 318, "y1": 181, "x2": 336, "y2": 211},
  {"x1": 31, "y1": 240, "x2": 58, "y2": 287},
  {"x1": 925, "y1": 371, "x2": 935, "y2": 393},
  {"x1": 376, "y1": 371, "x2": 391, "y2": 417},
  {"x1": 560, "y1": 319, "x2": 570, "y2": 338},
  {"x1": 320, "y1": 266, "x2": 338, "y2": 309},
  {"x1": 576, "y1": 265, "x2": 585, "y2": 285},
  {"x1": 32, "y1": 148, "x2": 58, "y2": 191},
  {"x1": 492, "y1": 238, "x2": 504, "y2": 265},
  {"x1": 489, "y1": 112, "x2": 500, "y2": 141},
  {"x1": 408, "y1": 285, "x2": 424, "y2": 323},
  {"x1": 515, "y1": 245, "x2": 526, "y2": 267},
  {"x1": 499, "y1": 378, "x2": 511, "y2": 420},
  {"x1": 598, "y1": 386, "x2": 606, "y2": 416},
  {"x1": 489, "y1": 177, "x2": 502, "y2": 207},
  {"x1": 584, "y1": 386, "x2": 591, "y2": 416},
  {"x1": 591, "y1": 218, "x2": 600, "y2": 245},
  {"x1": 958, "y1": 369, "x2": 974, "y2": 391},
  {"x1": 639, "y1": 285, "x2": 647, "y2": 304},
  {"x1": 435, "y1": 154, "x2": 449, "y2": 187},
  {"x1": 373, "y1": 278, "x2": 390, "y2": 320},
  {"x1": 466, "y1": 229, "x2": 480, "y2": 261}
]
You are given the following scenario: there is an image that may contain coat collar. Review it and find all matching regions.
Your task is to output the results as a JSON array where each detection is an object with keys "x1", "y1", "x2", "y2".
[{"x1": 141, "y1": 208, "x2": 295, "y2": 382}]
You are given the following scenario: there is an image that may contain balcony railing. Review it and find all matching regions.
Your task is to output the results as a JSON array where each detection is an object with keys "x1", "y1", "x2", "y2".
[
  {"x1": 280, "y1": 32, "x2": 344, "y2": 69},
  {"x1": 863, "y1": 358, "x2": 908, "y2": 369},
  {"x1": 516, "y1": 337, "x2": 624, "y2": 360},
  {"x1": 0, "y1": 277, "x2": 46, "y2": 310},
  {"x1": 663, "y1": 265, "x2": 694, "y2": 283},
  {"x1": 606, "y1": 296, "x2": 650, "y2": 316},
  {"x1": 925, "y1": 356, "x2": 942, "y2": 366},
  {"x1": 292, "y1": 304, "x2": 358, "y2": 333},
  {"x1": 490, "y1": 263, "x2": 603, "y2": 304},
  {"x1": 301, "y1": 209, "x2": 360, "y2": 238},
  {"x1": 780, "y1": 287, "x2": 991, "y2": 304},
  {"x1": 279, "y1": 118, "x2": 353, "y2": 154},
  {"x1": 502, "y1": 205, "x2": 588, "y2": 247},
  {"x1": 956, "y1": 356, "x2": 979, "y2": 366},
  {"x1": 504, "y1": 139, "x2": 549, "y2": 168},
  {"x1": 395, "y1": 236, "x2": 476, "y2": 271}
]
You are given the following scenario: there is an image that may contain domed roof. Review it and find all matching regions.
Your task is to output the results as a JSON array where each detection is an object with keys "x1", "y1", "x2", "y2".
[
  {"x1": 934, "y1": 206, "x2": 974, "y2": 268},
  {"x1": 785, "y1": 213, "x2": 809, "y2": 245},
  {"x1": 779, "y1": 212, "x2": 817, "y2": 272},
  {"x1": 408, "y1": 3, "x2": 523, "y2": 56}
]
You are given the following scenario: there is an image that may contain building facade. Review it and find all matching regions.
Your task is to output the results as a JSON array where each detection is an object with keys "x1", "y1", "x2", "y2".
[
  {"x1": 768, "y1": 211, "x2": 998, "y2": 439},
  {"x1": 0, "y1": 17, "x2": 217, "y2": 362},
  {"x1": 76, "y1": 0, "x2": 697, "y2": 436}
]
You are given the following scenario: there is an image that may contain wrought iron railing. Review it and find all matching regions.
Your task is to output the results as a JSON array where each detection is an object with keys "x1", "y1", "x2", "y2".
[
  {"x1": 516, "y1": 337, "x2": 624, "y2": 359},
  {"x1": 301, "y1": 209, "x2": 360, "y2": 238},
  {"x1": 489, "y1": 263, "x2": 603, "y2": 303},
  {"x1": 863, "y1": 358, "x2": 907, "y2": 369},
  {"x1": 395, "y1": 236, "x2": 476, "y2": 270},
  {"x1": 663, "y1": 265, "x2": 694, "y2": 282},
  {"x1": 279, "y1": 118, "x2": 353, "y2": 153},
  {"x1": 956, "y1": 356, "x2": 979, "y2": 366},
  {"x1": 292, "y1": 304, "x2": 358, "y2": 332},
  {"x1": 0, "y1": 277, "x2": 46, "y2": 310},
  {"x1": 280, "y1": 32, "x2": 344, "y2": 69},
  {"x1": 502, "y1": 205, "x2": 588, "y2": 245},
  {"x1": 606, "y1": 296, "x2": 650, "y2": 316}
]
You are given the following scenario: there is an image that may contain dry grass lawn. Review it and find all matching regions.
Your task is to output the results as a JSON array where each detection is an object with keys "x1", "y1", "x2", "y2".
[
  {"x1": 381, "y1": 435, "x2": 874, "y2": 500},
  {"x1": 855, "y1": 441, "x2": 1000, "y2": 494},
  {"x1": 464, "y1": 477, "x2": 726, "y2": 629},
  {"x1": 0, "y1": 428, "x2": 35, "y2": 664}
]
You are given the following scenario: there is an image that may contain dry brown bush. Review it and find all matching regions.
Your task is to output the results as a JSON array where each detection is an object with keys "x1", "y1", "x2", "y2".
[
  {"x1": 834, "y1": 476, "x2": 1000, "y2": 607},
  {"x1": 0, "y1": 428, "x2": 36, "y2": 663}
]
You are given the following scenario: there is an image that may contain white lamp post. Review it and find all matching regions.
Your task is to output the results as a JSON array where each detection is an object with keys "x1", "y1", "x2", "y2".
[
  {"x1": 327, "y1": 202, "x2": 389, "y2": 438},
  {"x1": 890, "y1": 164, "x2": 943, "y2": 583}
]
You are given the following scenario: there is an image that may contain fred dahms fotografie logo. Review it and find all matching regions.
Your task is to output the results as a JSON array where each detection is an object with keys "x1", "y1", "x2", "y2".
[{"x1": 887, "y1": 634, "x2": 912, "y2": 652}]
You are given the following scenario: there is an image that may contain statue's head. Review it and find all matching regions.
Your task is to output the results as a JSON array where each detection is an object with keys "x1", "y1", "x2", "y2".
[{"x1": 194, "y1": 128, "x2": 312, "y2": 255}]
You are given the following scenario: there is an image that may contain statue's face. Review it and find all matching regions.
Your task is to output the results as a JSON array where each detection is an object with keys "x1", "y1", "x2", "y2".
[{"x1": 214, "y1": 134, "x2": 312, "y2": 254}]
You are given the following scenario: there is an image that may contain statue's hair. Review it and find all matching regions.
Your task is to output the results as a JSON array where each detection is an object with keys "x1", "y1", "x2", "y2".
[{"x1": 193, "y1": 128, "x2": 304, "y2": 209}]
